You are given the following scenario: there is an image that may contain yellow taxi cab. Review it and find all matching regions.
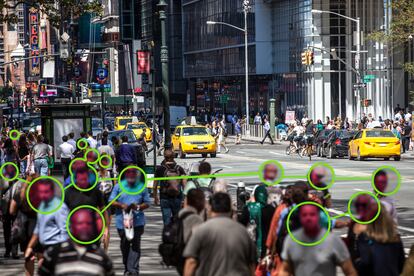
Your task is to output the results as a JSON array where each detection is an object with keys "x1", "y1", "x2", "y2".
[
  {"x1": 125, "y1": 122, "x2": 152, "y2": 142},
  {"x1": 348, "y1": 129, "x2": 401, "y2": 161},
  {"x1": 114, "y1": 116, "x2": 137, "y2": 130},
  {"x1": 172, "y1": 125, "x2": 217, "y2": 158}
]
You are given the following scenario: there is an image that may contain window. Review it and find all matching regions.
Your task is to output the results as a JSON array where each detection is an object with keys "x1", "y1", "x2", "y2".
[{"x1": 365, "y1": 131, "x2": 396, "y2": 138}]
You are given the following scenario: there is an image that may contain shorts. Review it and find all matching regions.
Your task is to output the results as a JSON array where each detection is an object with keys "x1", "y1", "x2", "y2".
[
  {"x1": 293, "y1": 136, "x2": 303, "y2": 142},
  {"x1": 304, "y1": 135, "x2": 314, "y2": 145}
]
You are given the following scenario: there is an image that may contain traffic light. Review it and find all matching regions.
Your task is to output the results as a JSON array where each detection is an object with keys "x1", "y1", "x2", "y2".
[
  {"x1": 307, "y1": 51, "x2": 314, "y2": 65},
  {"x1": 301, "y1": 52, "x2": 308, "y2": 65}
]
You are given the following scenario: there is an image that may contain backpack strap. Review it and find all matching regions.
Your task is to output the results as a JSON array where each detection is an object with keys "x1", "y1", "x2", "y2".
[{"x1": 192, "y1": 179, "x2": 200, "y2": 189}]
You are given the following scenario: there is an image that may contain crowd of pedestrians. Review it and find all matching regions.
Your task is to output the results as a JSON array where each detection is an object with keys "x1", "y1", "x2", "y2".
[{"x1": 0, "y1": 114, "x2": 413, "y2": 276}]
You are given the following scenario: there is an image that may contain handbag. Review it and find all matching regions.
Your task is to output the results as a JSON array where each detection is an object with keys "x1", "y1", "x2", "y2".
[{"x1": 11, "y1": 211, "x2": 27, "y2": 243}]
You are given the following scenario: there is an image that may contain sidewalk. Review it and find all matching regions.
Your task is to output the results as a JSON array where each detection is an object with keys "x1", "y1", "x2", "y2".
[{"x1": 227, "y1": 135, "x2": 283, "y2": 145}]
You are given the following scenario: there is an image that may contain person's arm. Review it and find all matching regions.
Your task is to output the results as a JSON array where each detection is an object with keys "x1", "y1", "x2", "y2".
[
  {"x1": 24, "y1": 233, "x2": 39, "y2": 260},
  {"x1": 340, "y1": 259, "x2": 357, "y2": 276},
  {"x1": 109, "y1": 186, "x2": 128, "y2": 210},
  {"x1": 153, "y1": 180, "x2": 160, "y2": 205},
  {"x1": 183, "y1": 257, "x2": 198, "y2": 276},
  {"x1": 9, "y1": 198, "x2": 18, "y2": 216},
  {"x1": 279, "y1": 261, "x2": 293, "y2": 276}
]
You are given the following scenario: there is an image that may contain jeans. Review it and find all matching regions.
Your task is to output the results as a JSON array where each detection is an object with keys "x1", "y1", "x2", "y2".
[
  {"x1": 402, "y1": 137, "x2": 411, "y2": 153},
  {"x1": 34, "y1": 158, "x2": 48, "y2": 176},
  {"x1": 118, "y1": 226, "x2": 144, "y2": 275},
  {"x1": 61, "y1": 158, "x2": 72, "y2": 179},
  {"x1": 160, "y1": 198, "x2": 182, "y2": 225}
]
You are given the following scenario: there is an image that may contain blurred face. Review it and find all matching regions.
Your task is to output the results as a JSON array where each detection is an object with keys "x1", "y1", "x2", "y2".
[
  {"x1": 299, "y1": 205, "x2": 320, "y2": 233},
  {"x1": 76, "y1": 171, "x2": 89, "y2": 189},
  {"x1": 374, "y1": 173, "x2": 388, "y2": 193},
  {"x1": 355, "y1": 195, "x2": 376, "y2": 221},
  {"x1": 5, "y1": 165, "x2": 16, "y2": 177},
  {"x1": 264, "y1": 164, "x2": 278, "y2": 181},
  {"x1": 125, "y1": 170, "x2": 138, "y2": 187},
  {"x1": 71, "y1": 210, "x2": 95, "y2": 242},
  {"x1": 38, "y1": 183, "x2": 54, "y2": 203},
  {"x1": 310, "y1": 167, "x2": 326, "y2": 186}
]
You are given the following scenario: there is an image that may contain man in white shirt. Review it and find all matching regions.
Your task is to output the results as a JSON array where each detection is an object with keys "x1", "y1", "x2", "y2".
[
  {"x1": 86, "y1": 131, "x2": 98, "y2": 149},
  {"x1": 57, "y1": 136, "x2": 75, "y2": 179},
  {"x1": 260, "y1": 118, "x2": 274, "y2": 145}
]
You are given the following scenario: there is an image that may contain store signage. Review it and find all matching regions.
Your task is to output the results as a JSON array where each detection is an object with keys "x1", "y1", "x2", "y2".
[
  {"x1": 29, "y1": 8, "x2": 40, "y2": 77},
  {"x1": 137, "y1": 51, "x2": 150, "y2": 74}
]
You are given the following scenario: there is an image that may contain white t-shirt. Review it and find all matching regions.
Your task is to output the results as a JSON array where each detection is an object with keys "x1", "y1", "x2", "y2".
[
  {"x1": 58, "y1": 142, "x2": 75, "y2": 159},
  {"x1": 404, "y1": 113, "x2": 412, "y2": 122},
  {"x1": 293, "y1": 126, "x2": 304, "y2": 135},
  {"x1": 87, "y1": 137, "x2": 98, "y2": 149}
]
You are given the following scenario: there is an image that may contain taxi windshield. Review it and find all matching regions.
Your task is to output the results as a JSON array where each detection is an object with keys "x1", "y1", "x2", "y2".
[
  {"x1": 182, "y1": 127, "x2": 208, "y2": 136},
  {"x1": 119, "y1": 118, "x2": 133, "y2": 125},
  {"x1": 127, "y1": 124, "x2": 146, "y2": 130}
]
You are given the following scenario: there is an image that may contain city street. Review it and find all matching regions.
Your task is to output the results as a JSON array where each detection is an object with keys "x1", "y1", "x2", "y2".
[{"x1": 1, "y1": 139, "x2": 414, "y2": 275}]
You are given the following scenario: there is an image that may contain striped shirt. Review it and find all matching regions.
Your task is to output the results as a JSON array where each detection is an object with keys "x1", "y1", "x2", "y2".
[{"x1": 39, "y1": 241, "x2": 114, "y2": 276}]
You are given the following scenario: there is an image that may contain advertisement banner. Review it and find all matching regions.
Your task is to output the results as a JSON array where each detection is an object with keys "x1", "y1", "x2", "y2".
[
  {"x1": 285, "y1": 110, "x2": 296, "y2": 124},
  {"x1": 137, "y1": 51, "x2": 150, "y2": 75}
]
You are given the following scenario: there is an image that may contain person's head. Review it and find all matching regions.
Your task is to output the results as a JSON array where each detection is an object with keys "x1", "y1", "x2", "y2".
[
  {"x1": 80, "y1": 132, "x2": 86, "y2": 138},
  {"x1": 299, "y1": 204, "x2": 321, "y2": 235},
  {"x1": 374, "y1": 170, "x2": 388, "y2": 194},
  {"x1": 37, "y1": 135, "x2": 44, "y2": 143},
  {"x1": 310, "y1": 167, "x2": 327, "y2": 186},
  {"x1": 290, "y1": 187, "x2": 307, "y2": 205},
  {"x1": 37, "y1": 179, "x2": 55, "y2": 203},
  {"x1": 317, "y1": 119, "x2": 322, "y2": 124},
  {"x1": 254, "y1": 185, "x2": 268, "y2": 205},
  {"x1": 68, "y1": 132, "x2": 75, "y2": 139},
  {"x1": 209, "y1": 192, "x2": 232, "y2": 217},
  {"x1": 163, "y1": 149, "x2": 175, "y2": 162},
  {"x1": 111, "y1": 136, "x2": 118, "y2": 145},
  {"x1": 121, "y1": 136, "x2": 128, "y2": 143},
  {"x1": 185, "y1": 189, "x2": 205, "y2": 213},
  {"x1": 354, "y1": 194, "x2": 378, "y2": 222},
  {"x1": 198, "y1": 161, "x2": 211, "y2": 175},
  {"x1": 88, "y1": 130, "x2": 93, "y2": 137},
  {"x1": 18, "y1": 133, "x2": 27, "y2": 147},
  {"x1": 263, "y1": 164, "x2": 278, "y2": 182},
  {"x1": 76, "y1": 168, "x2": 90, "y2": 189},
  {"x1": 212, "y1": 179, "x2": 228, "y2": 193},
  {"x1": 102, "y1": 131, "x2": 108, "y2": 138},
  {"x1": 365, "y1": 203, "x2": 399, "y2": 243},
  {"x1": 70, "y1": 209, "x2": 99, "y2": 243},
  {"x1": 62, "y1": 135, "x2": 68, "y2": 142},
  {"x1": 125, "y1": 168, "x2": 139, "y2": 187}
]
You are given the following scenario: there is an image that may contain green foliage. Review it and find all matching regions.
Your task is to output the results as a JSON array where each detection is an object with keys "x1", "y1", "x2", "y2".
[
  {"x1": 0, "y1": 0, "x2": 102, "y2": 27},
  {"x1": 368, "y1": 0, "x2": 414, "y2": 72}
]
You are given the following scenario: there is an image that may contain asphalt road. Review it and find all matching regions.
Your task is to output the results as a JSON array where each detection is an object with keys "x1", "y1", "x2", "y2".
[{"x1": 1, "y1": 139, "x2": 414, "y2": 275}]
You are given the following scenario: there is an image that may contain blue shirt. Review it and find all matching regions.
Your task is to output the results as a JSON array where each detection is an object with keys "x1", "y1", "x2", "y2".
[
  {"x1": 109, "y1": 184, "x2": 151, "y2": 229},
  {"x1": 34, "y1": 201, "x2": 69, "y2": 245},
  {"x1": 116, "y1": 143, "x2": 136, "y2": 164}
]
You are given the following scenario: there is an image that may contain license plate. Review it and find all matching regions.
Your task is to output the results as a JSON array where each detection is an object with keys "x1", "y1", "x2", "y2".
[
  {"x1": 379, "y1": 143, "x2": 387, "y2": 147},
  {"x1": 197, "y1": 146, "x2": 205, "y2": 149}
]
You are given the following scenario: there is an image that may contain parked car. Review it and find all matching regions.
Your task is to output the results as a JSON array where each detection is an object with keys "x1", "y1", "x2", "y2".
[
  {"x1": 315, "y1": 129, "x2": 334, "y2": 157},
  {"x1": 321, "y1": 130, "x2": 358, "y2": 158},
  {"x1": 349, "y1": 129, "x2": 401, "y2": 161}
]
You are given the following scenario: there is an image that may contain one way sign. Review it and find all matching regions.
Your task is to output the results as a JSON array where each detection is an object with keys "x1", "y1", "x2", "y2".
[{"x1": 353, "y1": 83, "x2": 367, "y2": 89}]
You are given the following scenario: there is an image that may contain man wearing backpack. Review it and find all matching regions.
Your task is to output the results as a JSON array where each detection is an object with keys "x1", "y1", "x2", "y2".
[
  {"x1": 159, "y1": 189, "x2": 205, "y2": 275},
  {"x1": 183, "y1": 161, "x2": 213, "y2": 198},
  {"x1": 153, "y1": 149, "x2": 187, "y2": 225}
]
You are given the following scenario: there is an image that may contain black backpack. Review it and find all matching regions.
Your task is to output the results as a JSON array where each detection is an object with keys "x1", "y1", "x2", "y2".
[
  {"x1": 192, "y1": 179, "x2": 213, "y2": 201},
  {"x1": 162, "y1": 163, "x2": 183, "y2": 198},
  {"x1": 159, "y1": 212, "x2": 193, "y2": 271},
  {"x1": 276, "y1": 207, "x2": 301, "y2": 255}
]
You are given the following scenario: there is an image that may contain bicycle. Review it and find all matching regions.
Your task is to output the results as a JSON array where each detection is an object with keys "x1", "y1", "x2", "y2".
[{"x1": 300, "y1": 135, "x2": 314, "y2": 161}]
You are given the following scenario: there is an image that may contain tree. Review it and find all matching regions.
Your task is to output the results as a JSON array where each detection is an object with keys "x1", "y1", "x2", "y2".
[
  {"x1": 0, "y1": 0, "x2": 102, "y2": 27},
  {"x1": 368, "y1": 0, "x2": 414, "y2": 73}
]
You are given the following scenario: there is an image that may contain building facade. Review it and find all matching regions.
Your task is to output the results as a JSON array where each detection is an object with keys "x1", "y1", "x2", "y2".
[{"x1": 182, "y1": 0, "x2": 406, "y2": 122}]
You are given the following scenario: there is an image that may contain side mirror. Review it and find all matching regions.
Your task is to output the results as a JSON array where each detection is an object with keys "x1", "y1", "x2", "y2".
[{"x1": 175, "y1": 133, "x2": 180, "y2": 137}]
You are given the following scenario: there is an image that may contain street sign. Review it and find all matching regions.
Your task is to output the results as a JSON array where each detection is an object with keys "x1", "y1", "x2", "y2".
[
  {"x1": 364, "y1": 74, "x2": 375, "y2": 80},
  {"x1": 353, "y1": 83, "x2": 367, "y2": 89},
  {"x1": 96, "y1": 68, "x2": 108, "y2": 84}
]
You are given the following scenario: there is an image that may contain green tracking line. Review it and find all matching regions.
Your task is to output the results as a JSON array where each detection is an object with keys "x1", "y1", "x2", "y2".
[
  {"x1": 147, "y1": 171, "x2": 260, "y2": 182},
  {"x1": 101, "y1": 192, "x2": 122, "y2": 213}
]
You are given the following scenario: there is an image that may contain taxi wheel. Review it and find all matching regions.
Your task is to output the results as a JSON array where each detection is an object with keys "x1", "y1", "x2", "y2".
[
  {"x1": 394, "y1": 156, "x2": 401, "y2": 161},
  {"x1": 384, "y1": 157, "x2": 390, "y2": 161},
  {"x1": 210, "y1": 153, "x2": 217, "y2": 158},
  {"x1": 202, "y1": 153, "x2": 208, "y2": 158},
  {"x1": 179, "y1": 146, "x2": 186, "y2": 159},
  {"x1": 328, "y1": 146, "x2": 335, "y2": 159}
]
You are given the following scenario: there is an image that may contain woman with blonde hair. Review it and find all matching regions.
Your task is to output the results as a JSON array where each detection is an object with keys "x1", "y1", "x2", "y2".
[{"x1": 346, "y1": 202, "x2": 405, "y2": 276}]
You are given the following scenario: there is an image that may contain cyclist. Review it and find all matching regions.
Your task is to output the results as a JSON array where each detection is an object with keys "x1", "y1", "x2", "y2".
[
  {"x1": 292, "y1": 122, "x2": 305, "y2": 150},
  {"x1": 304, "y1": 119, "x2": 315, "y2": 145}
]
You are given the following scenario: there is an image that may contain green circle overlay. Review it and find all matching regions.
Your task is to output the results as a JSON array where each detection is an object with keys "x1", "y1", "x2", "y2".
[
  {"x1": 26, "y1": 176, "x2": 64, "y2": 215},
  {"x1": 68, "y1": 158, "x2": 88, "y2": 176},
  {"x1": 0, "y1": 162, "x2": 19, "y2": 181},
  {"x1": 77, "y1": 138, "x2": 88, "y2": 150},
  {"x1": 98, "y1": 154, "x2": 113, "y2": 169},
  {"x1": 347, "y1": 191, "x2": 381, "y2": 225},
  {"x1": 66, "y1": 205, "x2": 106, "y2": 245},
  {"x1": 71, "y1": 164, "x2": 99, "y2": 192},
  {"x1": 117, "y1": 165, "x2": 147, "y2": 195},
  {"x1": 258, "y1": 160, "x2": 285, "y2": 186},
  {"x1": 84, "y1": 148, "x2": 100, "y2": 164},
  {"x1": 307, "y1": 162, "x2": 336, "y2": 191},
  {"x1": 9, "y1": 130, "x2": 20, "y2": 141},
  {"x1": 286, "y1": 201, "x2": 331, "y2": 246},
  {"x1": 371, "y1": 166, "x2": 401, "y2": 197}
]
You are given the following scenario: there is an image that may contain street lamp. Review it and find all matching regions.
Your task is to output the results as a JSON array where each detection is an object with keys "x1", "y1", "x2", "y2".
[
  {"x1": 206, "y1": 0, "x2": 251, "y2": 126},
  {"x1": 312, "y1": 9, "x2": 362, "y2": 120}
]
